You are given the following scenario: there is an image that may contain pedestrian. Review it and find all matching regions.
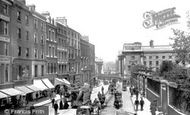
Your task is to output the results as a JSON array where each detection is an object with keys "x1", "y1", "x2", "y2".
[
  {"x1": 54, "y1": 102, "x2": 58, "y2": 115},
  {"x1": 135, "y1": 99, "x2": 139, "y2": 111},
  {"x1": 101, "y1": 86, "x2": 104, "y2": 94},
  {"x1": 129, "y1": 86, "x2": 132, "y2": 94},
  {"x1": 140, "y1": 97, "x2": 145, "y2": 111},
  {"x1": 63, "y1": 99, "x2": 69, "y2": 109},
  {"x1": 51, "y1": 98, "x2": 55, "y2": 107},
  {"x1": 59, "y1": 100, "x2": 64, "y2": 110},
  {"x1": 150, "y1": 100, "x2": 157, "y2": 115},
  {"x1": 30, "y1": 104, "x2": 35, "y2": 115}
]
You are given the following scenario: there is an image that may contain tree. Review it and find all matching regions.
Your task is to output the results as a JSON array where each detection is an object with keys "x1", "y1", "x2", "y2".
[
  {"x1": 170, "y1": 29, "x2": 190, "y2": 66},
  {"x1": 159, "y1": 61, "x2": 174, "y2": 76}
]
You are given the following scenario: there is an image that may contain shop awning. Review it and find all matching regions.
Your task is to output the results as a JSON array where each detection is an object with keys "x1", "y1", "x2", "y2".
[
  {"x1": 0, "y1": 88, "x2": 24, "y2": 96},
  {"x1": 33, "y1": 79, "x2": 48, "y2": 91},
  {"x1": 0, "y1": 92, "x2": 9, "y2": 99},
  {"x1": 42, "y1": 78, "x2": 54, "y2": 89},
  {"x1": 62, "y1": 78, "x2": 70, "y2": 85},
  {"x1": 15, "y1": 86, "x2": 34, "y2": 94},
  {"x1": 54, "y1": 78, "x2": 70, "y2": 86},
  {"x1": 26, "y1": 85, "x2": 41, "y2": 92}
]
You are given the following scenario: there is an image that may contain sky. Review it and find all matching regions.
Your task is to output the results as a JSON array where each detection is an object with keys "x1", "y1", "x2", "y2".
[{"x1": 26, "y1": 0, "x2": 190, "y2": 63}]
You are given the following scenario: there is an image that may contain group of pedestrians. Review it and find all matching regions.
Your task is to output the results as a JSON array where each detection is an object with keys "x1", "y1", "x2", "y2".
[
  {"x1": 51, "y1": 98, "x2": 69, "y2": 115},
  {"x1": 129, "y1": 86, "x2": 145, "y2": 111},
  {"x1": 97, "y1": 87, "x2": 106, "y2": 108}
]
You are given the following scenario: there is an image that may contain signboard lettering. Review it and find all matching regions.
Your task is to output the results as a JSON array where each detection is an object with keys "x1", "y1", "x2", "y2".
[{"x1": 143, "y1": 7, "x2": 180, "y2": 29}]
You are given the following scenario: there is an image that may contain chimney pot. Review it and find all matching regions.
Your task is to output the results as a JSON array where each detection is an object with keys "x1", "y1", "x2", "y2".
[{"x1": 150, "y1": 40, "x2": 154, "y2": 47}]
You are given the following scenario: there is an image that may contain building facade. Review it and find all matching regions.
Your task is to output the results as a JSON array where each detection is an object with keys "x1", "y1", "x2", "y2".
[
  {"x1": 80, "y1": 36, "x2": 90, "y2": 84},
  {"x1": 28, "y1": 5, "x2": 47, "y2": 80},
  {"x1": 55, "y1": 17, "x2": 69, "y2": 81},
  {"x1": 41, "y1": 12, "x2": 57, "y2": 83},
  {"x1": 0, "y1": 0, "x2": 96, "y2": 89},
  {"x1": 67, "y1": 27, "x2": 81, "y2": 85},
  {"x1": 122, "y1": 40, "x2": 176, "y2": 74},
  {"x1": 11, "y1": 0, "x2": 34, "y2": 87},
  {"x1": 0, "y1": 0, "x2": 13, "y2": 89},
  {"x1": 95, "y1": 57, "x2": 103, "y2": 75}
]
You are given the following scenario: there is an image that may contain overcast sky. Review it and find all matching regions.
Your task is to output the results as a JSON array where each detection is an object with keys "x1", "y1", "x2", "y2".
[{"x1": 26, "y1": 0, "x2": 190, "y2": 62}]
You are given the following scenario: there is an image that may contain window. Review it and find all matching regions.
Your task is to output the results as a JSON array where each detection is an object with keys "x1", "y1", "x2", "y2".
[
  {"x1": 156, "y1": 56, "x2": 159, "y2": 59},
  {"x1": 3, "y1": 4, "x2": 8, "y2": 15},
  {"x1": 26, "y1": 48, "x2": 29, "y2": 57},
  {"x1": 47, "y1": 63, "x2": 50, "y2": 74},
  {"x1": 41, "y1": 50, "x2": 44, "y2": 59},
  {"x1": 5, "y1": 64, "x2": 8, "y2": 82},
  {"x1": 34, "y1": 48, "x2": 37, "y2": 58},
  {"x1": 52, "y1": 46, "x2": 54, "y2": 57},
  {"x1": 144, "y1": 61, "x2": 146, "y2": 66},
  {"x1": 169, "y1": 56, "x2": 172, "y2": 59},
  {"x1": 51, "y1": 63, "x2": 53, "y2": 73},
  {"x1": 149, "y1": 56, "x2": 152, "y2": 59},
  {"x1": 149, "y1": 61, "x2": 152, "y2": 66},
  {"x1": 48, "y1": 29, "x2": 51, "y2": 40},
  {"x1": 18, "y1": 46, "x2": 21, "y2": 56},
  {"x1": 156, "y1": 61, "x2": 159, "y2": 66},
  {"x1": 17, "y1": 28, "x2": 21, "y2": 39},
  {"x1": 34, "y1": 65, "x2": 38, "y2": 77},
  {"x1": 34, "y1": 19, "x2": 38, "y2": 29},
  {"x1": 41, "y1": 35, "x2": 44, "y2": 44},
  {"x1": 131, "y1": 56, "x2": 135, "y2": 60},
  {"x1": 54, "y1": 63, "x2": 56, "y2": 73},
  {"x1": 18, "y1": 65, "x2": 22, "y2": 78},
  {"x1": 3, "y1": 21, "x2": 8, "y2": 35},
  {"x1": 34, "y1": 33, "x2": 37, "y2": 43},
  {"x1": 26, "y1": 31, "x2": 29, "y2": 40},
  {"x1": 162, "y1": 56, "x2": 165, "y2": 59},
  {"x1": 49, "y1": 46, "x2": 51, "y2": 57},
  {"x1": 4, "y1": 43, "x2": 8, "y2": 56},
  {"x1": 25, "y1": 15, "x2": 29, "y2": 25},
  {"x1": 41, "y1": 23, "x2": 43, "y2": 31},
  {"x1": 17, "y1": 11, "x2": 21, "y2": 21},
  {"x1": 52, "y1": 31, "x2": 55, "y2": 41},
  {"x1": 144, "y1": 56, "x2": 146, "y2": 60},
  {"x1": 41, "y1": 65, "x2": 44, "y2": 76}
]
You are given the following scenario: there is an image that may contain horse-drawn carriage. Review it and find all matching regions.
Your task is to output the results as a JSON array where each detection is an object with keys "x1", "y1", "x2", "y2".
[{"x1": 114, "y1": 91, "x2": 122, "y2": 109}]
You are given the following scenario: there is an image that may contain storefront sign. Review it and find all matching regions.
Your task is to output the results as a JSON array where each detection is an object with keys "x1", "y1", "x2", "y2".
[
  {"x1": 143, "y1": 7, "x2": 180, "y2": 29},
  {"x1": 0, "y1": 55, "x2": 10, "y2": 63},
  {"x1": 0, "y1": 14, "x2": 10, "y2": 22},
  {"x1": 0, "y1": 36, "x2": 10, "y2": 42}
]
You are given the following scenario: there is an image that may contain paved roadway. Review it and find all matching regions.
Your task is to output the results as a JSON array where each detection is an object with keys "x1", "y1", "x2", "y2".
[{"x1": 100, "y1": 82, "x2": 135, "y2": 115}]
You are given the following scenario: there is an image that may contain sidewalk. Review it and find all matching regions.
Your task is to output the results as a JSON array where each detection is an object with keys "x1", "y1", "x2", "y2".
[
  {"x1": 131, "y1": 94, "x2": 151, "y2": 115},
  {"x1": 120, "y1": 87, "x2": 135, "y2": 115}
]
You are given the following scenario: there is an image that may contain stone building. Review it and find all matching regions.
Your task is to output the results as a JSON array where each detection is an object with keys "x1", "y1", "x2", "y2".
[
  {"x1": 122, "y1": 40, "x2": 175, "y2": 74},
  {"x1": 28, "y1": 5, "x2": 47, "y2": 79},
  {"x1": 0, "y1": 0, "x2": 13, "y2": 88},
  {"x1": 55, "y1": 17, "x2": 69, "y2": 81},
  {"x1": 10, "y1": 0, "x2": 34, "y2": 87},
  {"x1": 67, "y1": 26, "x2": 81, "y2": 84},
  {"x1": 42, "y1": 12, "x2": 58, "y2": 83}
]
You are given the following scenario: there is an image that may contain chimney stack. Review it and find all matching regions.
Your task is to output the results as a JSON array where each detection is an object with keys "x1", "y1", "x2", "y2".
[
  {"x1": 150, "y1": 40, "x2": 154, "y2": 47},
  {"x1": 41, "y1": 11, "x2": 51, "y2": 23},
  {"x1": 28, "y1": 5, "x2": 36, "y2": 11},
  {"x1": 56, "y1": 17, "x2": 68, "y2": 27}
]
